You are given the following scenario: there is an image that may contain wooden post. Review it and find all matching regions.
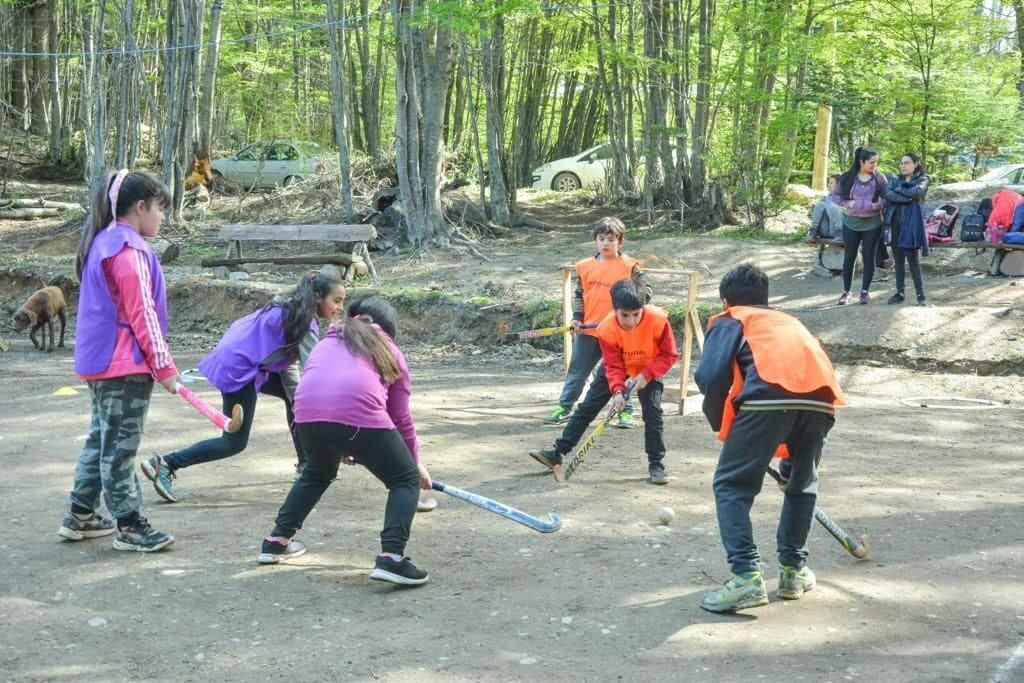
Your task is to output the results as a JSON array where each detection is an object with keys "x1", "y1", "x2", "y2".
[
  {"x1": 678, "y1": 271, "x2": 699, "y2": 412},
  {"x1": 561, "y1": 266, "x2": 573, "y2": 375},
  {"x1": 811, "y1": 19, "x2": 836, "y2": 191}
]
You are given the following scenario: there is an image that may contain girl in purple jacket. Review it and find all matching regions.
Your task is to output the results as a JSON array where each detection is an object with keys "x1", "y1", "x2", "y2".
[
  {"x1": 142, "y1": 273, "x2": 345, "y2": 503},
  {"x1": 61, "y1": 170, "x2": 178, "y2": 553},
  {"x1": 832, "y1": 147, "x2": 888, "y2": 305},
  {"x1": 258, "y1": 296, "x2": 433, "y2": 586}
]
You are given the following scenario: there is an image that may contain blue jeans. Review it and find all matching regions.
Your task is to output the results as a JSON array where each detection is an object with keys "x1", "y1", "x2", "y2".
[
  {"x1": 712, "y1": 408, "x2": 835, "y2": 574},
  {"x1": 163, "y1": 373, "x2": 305, "y2": 471},
  {"x1": 558, "y1": 334, "x2": 633, "y2": 413}
]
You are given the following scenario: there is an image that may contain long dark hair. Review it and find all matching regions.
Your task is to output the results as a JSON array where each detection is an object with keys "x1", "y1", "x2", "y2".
[
  {"x1": 339, "y1": 296, "x2": 401, "y2": 384},
  {"x1": 901, "y1": 152, "x2": 926, "y2": 178},
  {"x1": 838, "y1": 147, "x2": 879, "y2": 200},
  {"x1": 77, "y1": 171, "x2": 171, "y2": 279},
  {"x1": 270, "y1": 273, "x2": 344, "y2": 354}
]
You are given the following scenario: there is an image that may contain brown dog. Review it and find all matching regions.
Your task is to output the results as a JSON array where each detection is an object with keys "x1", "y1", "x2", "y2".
[{"x1": 12, "y1": 286, "x2": 67, "y2": 352}]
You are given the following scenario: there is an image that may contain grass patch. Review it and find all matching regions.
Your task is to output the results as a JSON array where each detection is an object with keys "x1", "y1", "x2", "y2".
[
  {"x1": 710, "y1": 226, "x2": 805, "y2": 244},
  {"x1": 665, "y1": 301, "x2": 724, "y2": 330},
  {"x1": 182, "y1": 244, "x2": 221, "y2": 258}
]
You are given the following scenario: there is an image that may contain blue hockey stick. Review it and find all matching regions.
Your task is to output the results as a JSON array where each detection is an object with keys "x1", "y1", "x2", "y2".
[{"x1": 431, "y1": 481, "x2": 562, "y2": 533}]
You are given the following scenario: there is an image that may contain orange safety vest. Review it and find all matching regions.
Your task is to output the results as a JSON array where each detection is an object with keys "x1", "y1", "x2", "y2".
[
  {"x1": 576, "y1": 255, "x2": 640, "y2": 336},
  {"x1": 708, "y1": 306, "x2": 846, "y2": 458},
  {"x1": 596, "y1": 305, "x2": 670, "y2": 377}
]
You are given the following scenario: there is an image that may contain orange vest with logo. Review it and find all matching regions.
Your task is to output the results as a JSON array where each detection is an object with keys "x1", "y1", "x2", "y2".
[
  {"x1": 596, "y1": 305, "x2": 669, "y2": 377},
  {"x1": 708, "y1": 306, "x2": 846, "y2": 457},
  {"x1": 576, "y1": 255, "x2": 640, "y2": 336}
]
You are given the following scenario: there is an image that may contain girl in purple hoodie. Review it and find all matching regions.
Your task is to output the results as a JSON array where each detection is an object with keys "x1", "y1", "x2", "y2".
[
  {"x1": 832, "y1": 147, "x2": 888, "y2": 305},
  {"x1": 142, "y1": 273, "x2": 345, "y2": 503},
  {"x1": 60, "y1": 170, "x2": 178, "y2": 553},
  {"x1": 257, "y1": 296, "x2": 433, "y2": 586}
]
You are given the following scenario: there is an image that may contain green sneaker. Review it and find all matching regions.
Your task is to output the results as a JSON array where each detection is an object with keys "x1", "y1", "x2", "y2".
[
  {"x1": 544, "y1": 406, "x2": 569, "y2": 425},
  {"x1": 777, "y1": 565, "x2": 816, "y2": 600},
  {"x1": 700, "y1": 571, "x2": 769, "y2": 613},
  {"x1": 616, "y1": 409, "x2": 636, "y2": 429}
]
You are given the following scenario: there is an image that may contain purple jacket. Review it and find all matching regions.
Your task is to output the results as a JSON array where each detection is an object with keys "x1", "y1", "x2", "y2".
[
  {"x1": 75, "y1": 225, "x2": 168, "y2": 376},
  {"x1": 832, "y1": 172, "x2": 888, "y2": 218},
  {"x1": 198, "y1": 305, "x2": 319, "y2": 394}
]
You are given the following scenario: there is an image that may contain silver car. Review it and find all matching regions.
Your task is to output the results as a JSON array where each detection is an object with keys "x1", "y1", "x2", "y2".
[
  {"x1": 934, "y1": 164, "x2": 1024, "y2": 194},
  {"x1": 211, "y1": 141, "x2": 333, "y2": 189}
]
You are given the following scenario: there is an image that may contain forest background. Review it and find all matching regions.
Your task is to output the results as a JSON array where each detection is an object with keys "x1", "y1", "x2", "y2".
[{"x1": 1, "y1": 0, "x2": 1023, "y2": 245}]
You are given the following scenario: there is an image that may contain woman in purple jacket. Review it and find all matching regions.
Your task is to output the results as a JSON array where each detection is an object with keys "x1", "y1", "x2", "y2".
[
  {"x1": 832, "y1": 147, "x2": 888, "y2": 305},
  {"x1": 141, "y1": 273, "x2": 346, "y2": 502},
  {"x1": 257, "y1": 296, "x2": 433, "y2": 586}
]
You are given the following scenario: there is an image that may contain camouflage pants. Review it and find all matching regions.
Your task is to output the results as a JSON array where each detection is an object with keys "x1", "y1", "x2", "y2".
[{"x1": 69, "y1": 375, "x2": 153, "y2": 520}]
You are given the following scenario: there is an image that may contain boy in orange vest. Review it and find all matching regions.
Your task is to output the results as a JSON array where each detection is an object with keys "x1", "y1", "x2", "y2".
[
  {"x1": 530, "y1": 278, "x2": 678, "y2": 484},
  {"x1": 695, "y1": 263, "x2": 845, "y2": 612},
  {"x1": 544, "y1": 217, "x2": 652, "y2": 429}
]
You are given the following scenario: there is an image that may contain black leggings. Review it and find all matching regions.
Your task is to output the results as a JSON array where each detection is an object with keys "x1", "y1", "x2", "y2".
[
  {"x1": 893, "y1": 246, "x2": 924, "y2": 297},
  {"x1": 163, "y1": 373, "x2": 305, "y2": 470},
  {"x1": 842, "y1": 226, "x2": 883, "y2": 293},
  {"x1": 271, "y1": 422, "x2": 421, "y2": 555}
]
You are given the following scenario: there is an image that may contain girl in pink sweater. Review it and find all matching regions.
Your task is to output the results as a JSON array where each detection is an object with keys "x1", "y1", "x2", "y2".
[{"x1": 258, "y1": 296, "x2": 433, "y2": 586}]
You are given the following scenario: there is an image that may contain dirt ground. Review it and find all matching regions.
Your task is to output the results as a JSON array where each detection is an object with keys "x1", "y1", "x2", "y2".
[{"x1": 1, "y1": 182, "x2": 1023, "y2": 681}]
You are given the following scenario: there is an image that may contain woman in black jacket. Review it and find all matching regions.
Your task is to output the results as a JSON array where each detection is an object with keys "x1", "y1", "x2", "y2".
[{"x1": 884, "y1": 153, "x2": 929, "y2": 305}]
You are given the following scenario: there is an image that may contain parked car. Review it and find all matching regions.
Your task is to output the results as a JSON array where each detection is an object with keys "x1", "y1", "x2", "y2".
[
  {"x1": 531, "y1": 143, "x2": 613, "y2": 192},
  {"x1": 211, "y1": 141, "x2": 333, "y2": 189},
  {"x1": 934, "y1": 164, "x2": 1024, "y2": 194}
]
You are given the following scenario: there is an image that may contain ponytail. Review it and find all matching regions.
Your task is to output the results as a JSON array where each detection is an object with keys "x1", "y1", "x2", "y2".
[
  {"x1": 76, "y1": 170, "x2": 172, "y2": 280},
  {"x1": 338, "y1": 296, "x2": 401, "y2": 384},
  {"x1": 272, "y1": 272, "x2": 345, "y2": 355},
  {"x1": 838, "y1": 146, "x2": 878, "y2": 200}
]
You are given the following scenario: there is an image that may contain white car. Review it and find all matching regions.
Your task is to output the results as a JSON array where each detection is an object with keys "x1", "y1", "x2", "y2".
[
  {"x1": 211, "y1": 141, "x2": 332, "y2": 189},
  {"x1": 935, "y1": 164, "x2": 1024, "y2": 194},
  {"x1": 531, "y1": 143, "x2": 613, "y2": 192}
]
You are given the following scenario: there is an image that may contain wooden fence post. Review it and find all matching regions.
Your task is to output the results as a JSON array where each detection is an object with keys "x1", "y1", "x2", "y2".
[{"x1": 561, "y1": 266, "x2": 573, "y2": 375}]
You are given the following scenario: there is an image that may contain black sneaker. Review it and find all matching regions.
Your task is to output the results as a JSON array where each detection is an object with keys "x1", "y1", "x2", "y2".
[
  {"x1": 529, "y1": 447, "x2": 563, "y2": 471},
  {"x1": 648, "y1": 462, "x2": 670, "y2": 485},
  {"x1": 887, "y1": 292, "x2": 904, "y2": 305},
  {"x1": 258, "y1": 537, "x2": 307, "y2": 564},
  {"x1": 369, "y1": 555, "x2": 429, "y2": 586},
  {"x1": 917, "y1": 294, "x2": 927, "y2": 306},
  {"x1": 112, "y1": 517, "x2": 174, "y2": 552}
]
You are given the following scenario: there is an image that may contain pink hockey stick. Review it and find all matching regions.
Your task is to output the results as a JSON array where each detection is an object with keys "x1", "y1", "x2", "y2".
[{"x1": 175, "y1": 383, "x2": 244, "y2": 433}]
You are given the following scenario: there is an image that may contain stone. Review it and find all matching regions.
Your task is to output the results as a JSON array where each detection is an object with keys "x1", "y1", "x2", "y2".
[
  {"x1": 212, "y1": 266, "x2": 230, "y2": 280},
  {"x1": 998, "y1": 250, "x2": 1024, "y2": 277},
  {"x1": 0, "y1": 337, "x2": 11, "y2": 352},
  {"x1": 228, "y1": 271, "x2": 251, "y2": 281},
  {"x1": 819, "y1": 244, "x2": 847, "y2": 272},
  {"x1": 319, "y1": 264, "x2": 344, "y2": 280}
]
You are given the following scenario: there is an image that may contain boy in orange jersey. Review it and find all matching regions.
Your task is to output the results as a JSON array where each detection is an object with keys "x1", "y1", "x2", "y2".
[
  {"x1": 695, "y1": 263, "x2": 845, "y2": 613},
  {"x1": 529, "y1": 278, "x2": 678, "y2": 484},
  {"x1": 544, "y1": 217, "x2": 652, "y2": 429}
]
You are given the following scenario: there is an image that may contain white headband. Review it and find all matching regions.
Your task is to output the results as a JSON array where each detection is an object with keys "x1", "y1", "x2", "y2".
[{"x1": 106, "y1": 169, "x2": 130, "y2": 230}]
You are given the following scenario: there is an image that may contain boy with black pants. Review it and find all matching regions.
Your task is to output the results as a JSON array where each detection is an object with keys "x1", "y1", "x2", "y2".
[
  {"x1": 529, "y1": 278, "x2": 678, "y2": 484},
  {"x1": 695, "y1": 263, "x2": 845, "y2": 612}
]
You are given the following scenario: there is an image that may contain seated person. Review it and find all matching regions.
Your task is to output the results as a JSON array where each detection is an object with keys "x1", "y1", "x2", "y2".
[{"x1": 806, "y1": 174, "x2": 844, "y2": 242}]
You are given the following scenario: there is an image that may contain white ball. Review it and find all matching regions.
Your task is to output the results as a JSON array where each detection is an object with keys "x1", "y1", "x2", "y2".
[{"x1": 658, "y1": 506, "x2": 675, "y2": 525}]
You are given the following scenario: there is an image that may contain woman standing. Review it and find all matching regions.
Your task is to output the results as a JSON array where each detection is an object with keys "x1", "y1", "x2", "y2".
[
  {"x1": 832, "y1": 147, "x2": 888, "y2": 305},
  {"x1": 884, "y1": 154, "x2": 929, "y2": 305}
]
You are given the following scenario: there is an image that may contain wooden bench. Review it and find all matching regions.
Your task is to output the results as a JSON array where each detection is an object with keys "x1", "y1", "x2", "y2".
[
  {"x1": 805, "y1": 238, "x2": 1024, "y2": 276},
  {"x1": 201, "y1": 224, "x2": 379, "y2": 284}
]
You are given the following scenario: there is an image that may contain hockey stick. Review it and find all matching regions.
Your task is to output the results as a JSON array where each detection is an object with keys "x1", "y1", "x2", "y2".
[
  {"x1": 431, "y1": 480, "x2": 561, "y2": 533},
  {"x1": 562, "y1": 383, "x2": 636, "y2": 481},
  {"x1": 500, "y1": 322, "x2": 598, "y2": 344},
  {"x1": 175, "y1": 383, "x2": 244, "y2": 433},
  {"x1": 765, "y1": 467, "x2": 869, "y2": 559}
]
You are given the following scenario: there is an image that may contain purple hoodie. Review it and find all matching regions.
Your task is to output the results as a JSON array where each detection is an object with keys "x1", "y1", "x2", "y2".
[{"x1": 832, "y1": 172, "x2": 888, "y2": 218}]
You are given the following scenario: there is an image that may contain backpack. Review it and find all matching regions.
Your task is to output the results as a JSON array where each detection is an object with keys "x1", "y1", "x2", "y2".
[
  {"x1": 925, "y1": 204, "x2": 958, "y2": 244},
  {"x1": 960, "y1": 213, "x2": 986, "y2": 242}
]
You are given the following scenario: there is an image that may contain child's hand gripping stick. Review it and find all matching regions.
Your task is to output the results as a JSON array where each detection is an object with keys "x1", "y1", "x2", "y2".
[{"x1": 175, "y1": 383, "x2": 244, "y2": 433}]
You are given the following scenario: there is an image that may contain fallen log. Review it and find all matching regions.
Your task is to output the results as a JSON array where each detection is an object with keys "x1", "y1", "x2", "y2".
[
  {"x1": 201, "y1": 254, "x2": 363, "y2": 268},
  {"x1": 0, "y1": 198, "x2": 83, "y2": 210},
  {"x1": 0, "y1": 208, "x2": 62, "y2": 219}
]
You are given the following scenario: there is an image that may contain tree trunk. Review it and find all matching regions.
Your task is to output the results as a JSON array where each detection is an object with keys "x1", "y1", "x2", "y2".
[
  {"x1": 325, "y1": 0, "x2": 355, "y2": 222},
  {"x1": 196, "y1": 0, "x2": 223, "y2": 165},
  {"x1": 390, "y1": 0, "x2": 454, "y2": 247},
  {"x1": 1015, "y1": 0, "x2": 1024, "y2": 110},
  {"x1": 45, "y1": 0, "x2": 63, "y2": 164},
  {"x1": 690, "y1": 0, "x2": 713, "y2": 203},
  {"x1": 481, "y1": 13, "x2": 511, "y2": 226},
  {"x1": 30, "y1": 0, "x2": 50, "y2": 135},
  {"x1": 82, "y1": 0, "x2": 109, "y2": 187},
  {"x1": 772, "y1": 0, "x2": 815, "y2": 197}
]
